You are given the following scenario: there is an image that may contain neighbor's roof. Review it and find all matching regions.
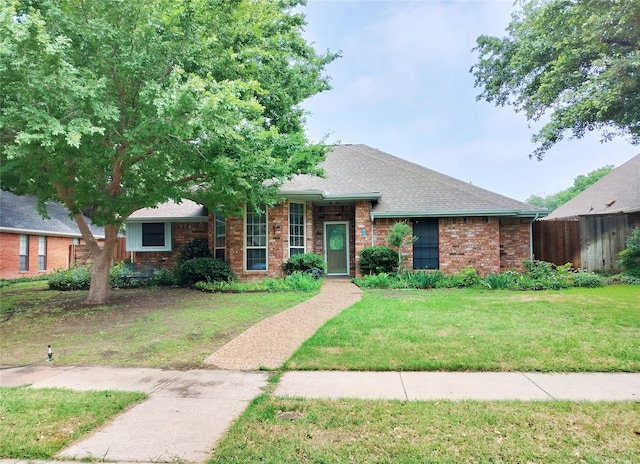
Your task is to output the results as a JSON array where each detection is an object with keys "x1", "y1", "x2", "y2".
[
  {"x1": 0, "y1": 190, "x2": 105, "y2": 238},
  {"x1": 281, "y1": 144, "x2": 545, "y2": 218},
  {"x1": 126, "y1": 198, "x2": 208, "y2": 222},
  {"x1": 545, "y1": 153, "x2": 640, "y2": 220}
]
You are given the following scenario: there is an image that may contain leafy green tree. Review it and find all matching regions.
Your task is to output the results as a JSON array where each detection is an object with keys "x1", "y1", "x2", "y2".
[
  {"x1": 471, "y1": 0, "x2": 640, "y2": 159},
  {"x1": 526, "y1": 165, "x2": 613, "y2": 211},
  {"x1": 386, "y1": 221, "x2": 418, "y2": 273},
  {"x1": 1, "y1": 0, "x2": 337, "y2": 303}
]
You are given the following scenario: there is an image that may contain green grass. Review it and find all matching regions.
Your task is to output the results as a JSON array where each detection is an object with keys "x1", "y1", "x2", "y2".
[
  {"x1": 286, "y1": 286, "x2": 640, "y2": 372},
  {"x1": 0, "y1": 386, "x2": 146, "y2": 459},
  {"x1": 210, "y1": 396, "x2": 640, "y2": 464},
  {"x1": 0, "y1": 286, "x2": 317, "y2": 369}
]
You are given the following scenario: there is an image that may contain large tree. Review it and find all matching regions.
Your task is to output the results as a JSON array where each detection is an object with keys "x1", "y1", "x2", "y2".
[
  {"x1": 0, "y1": 0, "x2": 337, "y2": 304},
  {"x1": 471, "y1": 0, "x2": 640, "y2": 159},
  {"x1": 526, "y1": 164, "x2": 613, "y2": 211}
]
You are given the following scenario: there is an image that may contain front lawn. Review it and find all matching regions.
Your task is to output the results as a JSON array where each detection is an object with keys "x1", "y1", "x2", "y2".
[
  {"x1": 0, "y1": 284, "x2": 316, "y2": 369},
  {"x1": 286, "y1": 286, "x2": 640, "y2": 372},
  {"x1": 211, "y1": 396, "x2": 639, "y2": 464}
]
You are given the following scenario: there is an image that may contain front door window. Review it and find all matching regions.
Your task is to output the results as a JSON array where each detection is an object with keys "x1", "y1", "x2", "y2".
[{"x1": 325, "y1": 222, "x2": 349, "y2": 275}]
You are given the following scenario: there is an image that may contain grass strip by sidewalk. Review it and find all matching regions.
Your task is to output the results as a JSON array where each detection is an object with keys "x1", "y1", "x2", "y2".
[
  {"x1": 0, "y1": 386, "x2": 146, "y2": 459},
  {"x1": 287, "y1": 286, "x2": 640, "y2": 372},
  {"x1": 210, "y1": 396, "x2": 640, "y2": 464}
]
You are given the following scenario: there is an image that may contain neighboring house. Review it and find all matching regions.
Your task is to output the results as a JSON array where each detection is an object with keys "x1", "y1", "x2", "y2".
[
  {"x1": 0, "y1": 190, "x2": 105, "y2": 279},
  {"x1": 125, "y1": 144, "x2": 546, "y2": 279},
  {"x1": 543, "y1": 153, "x2": 640, "y2": 271}
]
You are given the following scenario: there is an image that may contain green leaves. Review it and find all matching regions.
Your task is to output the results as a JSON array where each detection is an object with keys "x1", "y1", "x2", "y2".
[
  {"x1": 471, "y1": 0, "x2": 640, "y2": 159},
  {"x1": 1, "y1": 0, "x2": 336, "y2": 220}
]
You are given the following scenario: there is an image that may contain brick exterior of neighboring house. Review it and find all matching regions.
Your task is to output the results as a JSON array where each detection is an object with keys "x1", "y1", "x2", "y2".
[
  {"x1": 125, "y1": 145, "x2": 544, "y2": 279},
  {"x1": 1, "y1": 190, "x2": 106, "y2": 279}
]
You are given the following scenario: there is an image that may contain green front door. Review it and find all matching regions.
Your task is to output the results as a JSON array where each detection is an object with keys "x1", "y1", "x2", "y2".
[{"x1": 325, "y1": 222, "x2": 349, "y2": 275}]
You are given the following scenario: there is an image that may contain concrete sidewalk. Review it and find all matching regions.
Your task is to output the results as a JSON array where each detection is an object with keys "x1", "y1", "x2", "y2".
[
  {"x1": 2, "y1": 366, "x2": 638, "y2": 464},
  {"x1": 275, "y1": 370, "x2": 640, "y2": 401},
  {"x1": 1, "y1": 365, "x2": 268, "y2": 464}
]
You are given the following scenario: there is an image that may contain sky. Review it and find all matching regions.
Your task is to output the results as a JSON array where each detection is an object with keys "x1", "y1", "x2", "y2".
[{"x1": 297, "y1": 0, "x2": 639, "y2": 202}]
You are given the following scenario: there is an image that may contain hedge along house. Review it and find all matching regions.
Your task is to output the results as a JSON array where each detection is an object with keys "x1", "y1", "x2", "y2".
[{"x1": 124, "y1": 144, "x2": 546, "y2": 278}]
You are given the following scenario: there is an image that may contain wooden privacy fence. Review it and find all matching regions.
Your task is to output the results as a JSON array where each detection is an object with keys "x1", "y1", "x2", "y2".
[
  {"x1": 533, "y1": 214, "x2": 636, "y2": 271},
  {"x1": 69, "y1": 237, "x2": 128, "y2": 267},
  {"x1": 532, "y1": 220, "x2": 581, "y2": 268}
]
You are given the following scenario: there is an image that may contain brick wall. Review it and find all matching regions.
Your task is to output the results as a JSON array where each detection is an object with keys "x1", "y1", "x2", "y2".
[
  {"x1": 131, "y1": 221, "x2": 208, "y2": 270},
  {"x1": 499, "y1": 218, "x2": 531, "y2": 272},
  {"x1": 439, "y1": 217, "x2": 500, "y2": 276},
  {"x1": 354, "y1": 201, "x2": 372, "y2": 276},
  {"x1": 0, "y1": 232, "x2": 88, "y2": 279},
  {"x1": 371, "y1": 218, "x2": 414, "y2": 271}
]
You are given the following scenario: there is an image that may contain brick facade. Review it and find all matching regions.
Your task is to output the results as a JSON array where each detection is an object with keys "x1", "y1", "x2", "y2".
[
  {"x1": 499, "y1": 218, "x2": 532, "y2": 271},
  {"x1": 130, "y1": 221, "x2": 209, "y2": 270},
  {"x1": 127, "y1": 200, "x2": 532, "y2": 281},
  {"x1": 438, "y1": 217, "x2": 501, "y2": 275},
  {"x1": 0, "y1": 232, "x2": 91, "y2": 279}
]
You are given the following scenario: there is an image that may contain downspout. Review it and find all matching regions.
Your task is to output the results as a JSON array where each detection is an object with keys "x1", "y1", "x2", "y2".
[
  {"x1": 370, "y1": 212, "x2": 375, "y2": 246},
  {"x1": 529, "y1": 213, "x2": 540, "y2": 261}
]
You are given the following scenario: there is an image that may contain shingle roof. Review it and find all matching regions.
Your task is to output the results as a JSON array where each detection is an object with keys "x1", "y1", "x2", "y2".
[
  {"x1": 281, "y1": 144, "x2": 544, "y2": 218},
  {"x1": 127, "y1": 198, "x2": 208, "y2": 221},
  {"x1": 0, "y1": 190, "x2": 105, "y2": 238},
  {"x1": 545, "y1": 153, "x2": 640, "y2": 219}
]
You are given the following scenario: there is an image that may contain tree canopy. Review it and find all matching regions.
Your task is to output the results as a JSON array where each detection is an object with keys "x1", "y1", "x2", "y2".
[
  {"x1": 0, "y1": 0, "x2": 338, "y2": 303},
  {"x1": 471, "y1": 0, "x2": 640, "y2": 159},
  {"x1": 525, "y1": 164, "x2": 613, "y2": 211}
]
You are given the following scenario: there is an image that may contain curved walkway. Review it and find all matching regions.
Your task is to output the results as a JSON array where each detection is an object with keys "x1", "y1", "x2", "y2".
[{"x1": 203, "y1": 277, "x2": 363, "y2": 370}]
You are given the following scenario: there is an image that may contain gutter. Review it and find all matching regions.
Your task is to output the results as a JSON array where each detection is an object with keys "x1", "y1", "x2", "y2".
[
  {"x1": 529, "y1": 213, "x2": 540, "y2": 261},
  {"x1": 371, "y1": 209, "x2": 547, "y2": 219},
  {"x1": 0, "y1": 227, "x2": 106, "y2": 239}
]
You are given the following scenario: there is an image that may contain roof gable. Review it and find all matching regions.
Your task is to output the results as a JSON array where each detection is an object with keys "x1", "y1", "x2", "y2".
[
  {"x1": 0, "y1": 190, "x2": 105, "y2": 238},
  {"x1": 545, "y1": 153, "x2": 640, "y2": 219},
  {"x1": 281, "y1": 144, "x2": 545, "y2": 217}
]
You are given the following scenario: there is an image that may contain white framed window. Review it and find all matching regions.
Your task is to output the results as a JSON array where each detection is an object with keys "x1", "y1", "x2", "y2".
[
  {"x1": 19, "y1": 235, "x2": 29, "y2": 271},
  {"x1": 126, "y1": 222, "x2": 172, "y2": 251},
  {"x1": 38, "y1": 236, "x2": 47, "y2": 270},
  {"x1": 245, "y1": 204, "x2": 267, "y2": 271},
  {"x1": 215, "y1": 213, "x2": 225, "y2": 260},
  {"x1": 289, "y1": 202, "x2": 305, "y2": 257}
]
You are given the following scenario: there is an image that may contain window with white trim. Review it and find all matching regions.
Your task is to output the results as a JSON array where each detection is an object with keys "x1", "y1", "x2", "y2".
[
  {"x1": 289, "y1": 202, "x2": 305, "y2": 257},
  {"x1": 125, "y1": 222, "x2": 172, "y2": 251},
  {"x1": 215, "y1": 213, "x2": 225, "y2": 260},
  {"x1": 19, "y1": 235, "x2": 29, "y2": 271},
  {"x1": 245, "y1": 205, "x2": 267, "y2": 270},
  {"x1": 38, "y1": 236, "x2": 47, "y2": 270}
]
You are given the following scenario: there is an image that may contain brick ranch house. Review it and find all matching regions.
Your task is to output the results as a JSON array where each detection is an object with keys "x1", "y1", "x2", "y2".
[
  {"x1": 125, "y1": 144, "x2": 547, "y2": 279},
  {"x1": 0, "y1": 190, "x2": 105, "y2": 279}
]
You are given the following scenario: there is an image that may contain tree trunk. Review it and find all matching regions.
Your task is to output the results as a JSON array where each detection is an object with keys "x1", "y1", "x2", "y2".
[
  {"x1": 83, "y1": 224, "x2": 120, "y2": 305},
  {"x1": 86, "y1": 248, "x2": 113, "y2": 304}
]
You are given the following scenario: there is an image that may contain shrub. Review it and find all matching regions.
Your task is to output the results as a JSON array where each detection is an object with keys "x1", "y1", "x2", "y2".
[
  {"x1": 153, "y1": 268, "x2": 178, "y2": 286},
  {"x1": 358, "y1": 246, "x2": 399, "y2": 275},
  {"x1": 179, "y1": 239, "x2": 212, "y2": 264},
  {"x1": 571, "y1": 271, "x2": 604, "y2": 288},
  {"x1": 353, "y1": 273, "x2": 393, "y2": 288},
  {"x1": 618, "y1": 228, "x2": 640, "y2": 278},
  {"x1": 180, "y1": 257, "x2": 233, "y2": 286},
  {"x1": 282, "y1": 253, "x2": 326, "y2": 275},
  {"x1": 47, "y1": 267, "x2": 92, "y2": 290},
  {"x1": 394, "y1": 271, "x2": 444, "y2": 289},
  {"x1": 520, "y1": 260, "x2": 572, "y2": 290},
  {"x1": 483, "y1": 272, "x2": 518, "y2": 290}
]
